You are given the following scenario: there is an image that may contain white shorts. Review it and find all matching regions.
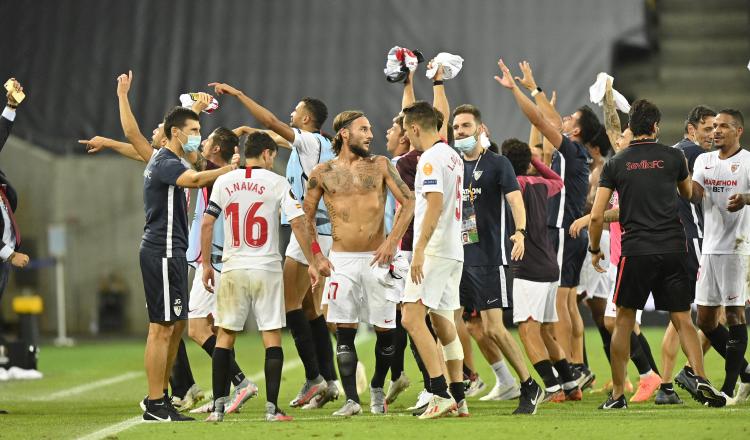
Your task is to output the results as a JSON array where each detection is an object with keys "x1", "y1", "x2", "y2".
[
  {"x1": 512, "y1": 279, "x2": 559, "y2": 324},
  {"x1": 580, "y1": 230, "x2": 612, "y2": 299},
  {"x1": 188, "y1": 265, "x2": 219, "y2": 319},
  {"x1": 695, "y1": 254, "x2": 750, "y2": 307},
  {"x1": 605, "y1": 265, "x2": 642, "y2": 324},
  {"x1": 286, "y1": 234, "x2": 333, "y2": 265},
  {"x1": 214, "y1": 268, "x2": 285, "y2": 331},
  {"x1": 323, "y1": 252, "x2": 397, "y2": 328},
  {"x1": 402, "y1": 255, "x2": 462, "y2": 311},
  {"x1": 383, "y1": 251, "x2": 412, "y2": 303}
]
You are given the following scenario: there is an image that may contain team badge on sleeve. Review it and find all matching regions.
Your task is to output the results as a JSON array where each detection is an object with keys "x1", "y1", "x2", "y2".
[{"x1": 423, "y1": 162, "x2": 433, "y2": 176}]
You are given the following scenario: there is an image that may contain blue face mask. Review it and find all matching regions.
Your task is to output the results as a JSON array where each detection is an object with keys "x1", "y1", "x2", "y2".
[
  {"x1": 179, "y1": 130, "x2": 202, "y2": 153},
  {"x1": 454, "y1": 134, "x2": 478, "y2": 153}
]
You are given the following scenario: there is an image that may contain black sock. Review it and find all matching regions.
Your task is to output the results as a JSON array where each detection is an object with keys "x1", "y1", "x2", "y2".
[
  {"x1": 309, "y1": 315, "x2": 336, "y2": 382},
  {"x1": 629, "y1": 332, "x2": 652, "y2": 376},
  {"x1": 449, "y1": 381, "x2": 465, "y2": 403},
  {"x1": 336, "y1": 327, "x2": 359, "y2": 403},
  {"x1": 723, "y1": 324, "x2": 748, "y2": 396},
  {"x1": 704, "y1": 325, "x2": 730, "y2": 358},
  {"x1": 169, "y1": 339, "x2": 194, "y2": 399},
  {"x1": 553, "y1": 359, "x2": 576, "y2": 386},
  {"x1": 163, "y1": 388, "x2": 169, "y2": 399},
  {"x1": 371, "y1": 329, "x2": 395, "y2": 389},
  {"x1": 533, "y1": 360, "x2": 559, "y2": 389},
  {"x1": 286, "y1": 309, "x2": 320, "y2": 380},
  {"x1": 391, "y1": 310, "x2": 407, "y2": 382},
  {"x1": 409, "y1": 335, "x2": 431, "y2": 393},
  {"x1": 264, "y1": 346, "x2": 283, "y2": 407},
  {"x1": 597, "y1": 325, "x2": 612, "y2": 363},
  {"x1": 463, "y1": 363, "x2": 473, "y2": 380},
  {"x1": 684, "y1": 365, "x2": 695, "y2": 377},
  {"x1": 521, "y1": 377, "x2": 535, "y2": 388},
  {"x1": 660, "y1": 382, "x2": 675, "y2": 394},
  {"x1": 637, "y1": 333, "x2": 660, "y2": 376},
  {"x1": 429, "y1": 375, "x2": 450, "y2": 399},
  {"x1": 212, "y1": 347, "x2": 233, "y2": 400},
  {"x1": 582, "y1": 333, "x2": 589, "y2": 367},
  {"x1": 202, "y1": 334, "x2": 245, "y2": 386},
  {"x1": 201, "y1": 334, "x2": 217, "y2": 356}
]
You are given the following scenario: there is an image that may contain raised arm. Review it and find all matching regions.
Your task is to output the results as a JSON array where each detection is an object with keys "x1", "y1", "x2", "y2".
[
  {"x1": 0, "y1": 78, "x2": 23, "y2": 154},
  {"x1": 210, "y1": 82, "x2": 295, "y2": 143},
  {"x1": 602, "y1": 79, "x2": 622, "y2": 152},
  {"x1": 402, "y1": 70, "x2": 416, "y2": 110},
  {"x1": 116, "y1": 71, "x2": 153, "y2": 158},
  {"x1": 372, "y1": 157, "x2": 416, "y2": 265},
  {"x1": 78, "y1": 136, "x2": 150, "y2": 162},
  {"x1": 430, "y1": 63, "x2": 450, "y2": 140},
  {"x1": 494, "y1": 59, "x2": 563, "y2": 149},
  {"x1": 233, "y1": 126, "x2": 291, "y2": 149},
  {"x1": 515, "y1": 61, "x2": 562, "y2": 130}
]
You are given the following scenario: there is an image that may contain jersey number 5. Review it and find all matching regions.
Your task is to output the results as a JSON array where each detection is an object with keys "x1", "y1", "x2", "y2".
[{"x1": 225, "y1": 202, "x2": 268, "y2": 248}]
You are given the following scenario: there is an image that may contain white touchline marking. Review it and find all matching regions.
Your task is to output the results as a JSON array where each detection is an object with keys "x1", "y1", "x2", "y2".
[
  {"x1": 31, "y1": 371, "x2": 143, "y2": 401},
  {"x1": 76, "y1": 331, "x2": 374, "y2": 439}
]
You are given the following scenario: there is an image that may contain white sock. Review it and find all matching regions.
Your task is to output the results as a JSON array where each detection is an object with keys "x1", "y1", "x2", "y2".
[
  {"x1": 639, "y1": 369, "x2": 653, "y2": 379},
  {"x1": 491, "y1": 360, "x2": 515, "y2": 386}
]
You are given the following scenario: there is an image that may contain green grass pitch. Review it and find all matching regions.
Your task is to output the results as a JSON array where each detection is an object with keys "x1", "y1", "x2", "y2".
[{"x1": 1, "y1": 327, "x2": 749, "y2": 439}]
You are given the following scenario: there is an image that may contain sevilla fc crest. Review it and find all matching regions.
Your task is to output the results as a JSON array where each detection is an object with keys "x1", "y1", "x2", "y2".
[
  {"x1": 173, "y1": 298, "x2": 182, "y2": 316},
  {"x1": 473, "y1": 170, "x2": 483, "y2": 181},
  {"x1": 731, "y1": 163, "x2": 740, "y2": 173}
]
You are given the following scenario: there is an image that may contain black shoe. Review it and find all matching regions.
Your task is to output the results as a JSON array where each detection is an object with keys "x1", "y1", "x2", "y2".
[
  {"x1": 655, "y1": 388, "x2": 683, "y2": 405},
  {"x1": 674, "y1": 367, "x2": 699, "y2": 400},
  {"x1": 576, "y1": 366, "x2": 596, "y2": 391},
  {"x1": 143, "y1": 399, "x2": 195, "y2": 422},
  {"x1": 695, "y1": 377, "x2": 726, "y2": 408},
  {"x1": 598, "y1": 394, "x2": 627, "y2": 410},
  {"x1": 513, "y1": 380, "x2": 543, "y2": 415}
]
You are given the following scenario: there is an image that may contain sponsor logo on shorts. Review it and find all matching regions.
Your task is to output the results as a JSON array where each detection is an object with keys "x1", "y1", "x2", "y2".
[
  {"x1": 384, "y1": 319, "x2": 394, "y2": 323},
  {"x1": 487, "y1": 298, "x2": 499, "y2": 305},
  {"x1": 728, "y1": 295, "x2": 739, "y2": 301},
  {"x1": 173, "y1": 298, "x2": 183, "y2": 316}
]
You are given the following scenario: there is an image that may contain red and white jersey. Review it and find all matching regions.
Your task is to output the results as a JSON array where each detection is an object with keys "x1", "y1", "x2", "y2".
[
  {"x1": 693, "y1": 149, "x2": 750, "y2": 255},
  {"x1": 207, "y1": 167, "x2": 304, "y2": 272},
  {"x1": 414, "y1": 142, "x2": 464, "y2": 261}
]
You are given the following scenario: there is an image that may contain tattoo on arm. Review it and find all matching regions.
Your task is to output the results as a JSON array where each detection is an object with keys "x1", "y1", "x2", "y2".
[
  {"x1": 603, "y1": 79, "x2": 622, "y2": 150},
  {"x1": 603, "y1": 208, "x2": 619, "y2": 223}
]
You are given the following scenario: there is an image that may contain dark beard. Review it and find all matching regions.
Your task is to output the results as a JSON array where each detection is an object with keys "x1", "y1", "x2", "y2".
[{"x1": 350, "y1": 144, "x2": 371, "y2": 158}]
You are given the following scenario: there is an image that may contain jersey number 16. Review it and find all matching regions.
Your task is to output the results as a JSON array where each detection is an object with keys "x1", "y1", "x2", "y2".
[{"x1": 225, "y1": 202, "x2": 268, "y2": 248}]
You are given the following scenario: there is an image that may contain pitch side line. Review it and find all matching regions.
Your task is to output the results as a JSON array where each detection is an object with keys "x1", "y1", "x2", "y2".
[{"x1": 31, "y1": 371, "x2": 143, "y2": 401}]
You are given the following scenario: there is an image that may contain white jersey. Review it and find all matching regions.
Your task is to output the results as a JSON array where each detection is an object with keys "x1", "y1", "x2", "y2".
[
  {"x1": 413, "y1": 142, "x2": 464, "y2": 261},
  {"x1": 693, "y1": 149, "x2": 750, "y2": 255},
  {"x1": 207, "y1": 167, "x2": 305, "y2": 272}
]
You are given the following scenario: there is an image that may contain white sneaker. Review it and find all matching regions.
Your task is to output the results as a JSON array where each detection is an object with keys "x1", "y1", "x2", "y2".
[
  {"x1": 465, "y1": 375, "x2": 486, "y2": 397},
  {"x1": 724, "y1": 392, "x2": 740, "y2": 406},
  {"x1": 356, "y1": 362, "x2": 367, "y2": 395},
  {"x1": 8, "y1": 367, "x2": 43, "y2": 380},
  {"x1": 0, "y1": 368, "x2": 9, "y2": 381},
  {"x1": 385, "y1": 373, "x2": 411, "y2": 404},
  {"x1": 332, "y1": 399, "x2": 362, "y2": 417},
  {"x1": 479, "y1": 383, "x2": 521, "y2": 401},
  {"x1": 407, "y1": 389, "x2": 433, "y2": 410},
  {"x1": 418, "y1": 395, "x2": 457, "y2": 419},
  {"x1": 736, "y1": 382, "x2": 750, "y2": 402}
]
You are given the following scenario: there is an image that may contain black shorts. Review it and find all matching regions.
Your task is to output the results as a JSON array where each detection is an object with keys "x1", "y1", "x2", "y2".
[
  {"x1": 140, "y1": 248, "x2": 189, "y2": 323},
  {"x1": 460, "y1": 265, "x2": 513, "y2": 321},
  {"x1": 613, "y1": 252, "x2": 693, "y2": 312},
  {"x1": 549, "y1": 227, "x2": 587, "y2": 288}
]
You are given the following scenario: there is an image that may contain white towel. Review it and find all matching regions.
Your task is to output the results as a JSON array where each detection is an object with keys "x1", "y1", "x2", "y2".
[
  {"x1": 384, "y1": 46, "x2": 419, "y2": 81},
  {"x1": 588, "y1": 72, "x2": 630, "y2": 113},
  {"x1": 180, "y1": 93, "x2": 219, "y2": 114},
  {"x1": 425, "y1": 52, "x2": 464, "y2": 80},
  {"x1": 747, "y1": 59, "x2": 750, "y2": 72}
]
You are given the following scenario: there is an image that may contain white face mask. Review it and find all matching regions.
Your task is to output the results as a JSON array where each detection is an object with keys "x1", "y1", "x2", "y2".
[
  {"x1": 454, "y1": 135, "x2": 477, "y2": 153},
  {"x1": 479, "y1": 132, "x2": 491, "y2": 148}
]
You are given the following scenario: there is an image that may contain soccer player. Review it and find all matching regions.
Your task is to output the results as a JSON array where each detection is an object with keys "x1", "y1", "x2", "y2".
[
  {"x1": 452, "y1": 104, "x2": 544, "y2": 413},
  {"x1": 691, "y1": 109, "x2": 750, "y2": 403},
  {"x1": 589, "y1": 99, "x2": 724, "y2": 410},
  {"x1": 208, "y1": 82, "x2": 339, "y2": 408},
  {"x1": 509, "y1": 61, "x2": 595, "y2": 384},
  {"x1": 399, "y1": 101, "x2": 468, "y2": 419},
  {"x1": 657, "y1": 105, "x2": 717, "y2": 405},
  {"x1": 202, "y1": 132, "x2": 319, "y2": 422},
  {"x1": 116, "y1": 71, "x2": 239, "y2": 422},
  {"x1": 304, "y1": 110, "x2": 416, "y2": 416}
]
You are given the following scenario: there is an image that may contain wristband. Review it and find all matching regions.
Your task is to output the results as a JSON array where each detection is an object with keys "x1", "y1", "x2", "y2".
[
  {"x1": 433, "y1": 80, "x2": 444, "y2": 86},
  {"x1": 6, "y1": 103, "x2": 17, "y2": 109},
  {"x1": 311, "y1": 241, "x2": 322, "y2": 256},
  {"x1": 515, "y1": 228, "x2": 527, "y2": 237},
  {"x1": 530, "y1": 87, "x2": 542, "y2": 97},
  {"x1": 587, "y1": 245, "x2": 600, "y2": 254}
]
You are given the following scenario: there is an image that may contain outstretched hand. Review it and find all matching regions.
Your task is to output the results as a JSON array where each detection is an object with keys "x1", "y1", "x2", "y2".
[
  {"x1": 117, "y1": 70, "x2": 133, "y2": 96},
  {"x1": 78, "y1": 136, "x2": 107, "y2": 154},
  {"x1": 515, "y1": 61, "x2": 537, "y2": 92},
  {"x1": 493, "y1": 59, "x2": 516, "y2": 90},
  {"x1": 5, "y1": 78, "x2": 24, "y2": 107},
  {"x1": 208, "y1": 82, "x2": 241, "y2": 97}
]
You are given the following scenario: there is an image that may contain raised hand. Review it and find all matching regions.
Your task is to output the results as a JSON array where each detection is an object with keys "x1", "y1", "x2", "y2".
[
  {"x1": 5, "y1": 78, "x2": 24, "y2": 107},
  {"x1": 230, "y1": 146, "x2": 240, "y2": 169},
  {"x1": 208, "y1": 82, "x2": 241, "y2": 97},
  {"x1": 515, "y1": 61, "x2": 538, "y2": 92},
  {"x1": 493, "y1": 59, "x2": 517, "y2": 90},
  {"x1": 117, "y1": 70, "x2": 133, "y2": 96},
  {"x1": 78, "y1": 136, "x2": 107, "y2": 154},
  {"x1": 550, "y1": 90, "x2": 557, "y2": 108},
  {"x1": 192, "y1": 92, "x2": 214, "y2": 113}
]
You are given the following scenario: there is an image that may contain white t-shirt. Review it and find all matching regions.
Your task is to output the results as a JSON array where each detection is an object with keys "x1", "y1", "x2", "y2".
[
  {"x1": 693, "y1": 149, "x2": 750, "y2": 255},
  {"x1": 208, "y1": 167, "x2": 305, "y2": 272},
  {"x1": 413, "y1": 143, "x2": 464, "y2": 261}
]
